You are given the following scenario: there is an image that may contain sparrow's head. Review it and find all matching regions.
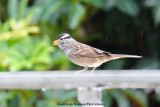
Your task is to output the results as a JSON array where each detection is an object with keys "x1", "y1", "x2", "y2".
[{"x1": 53, "y1": 33, "x2": 75, "y2": 50}]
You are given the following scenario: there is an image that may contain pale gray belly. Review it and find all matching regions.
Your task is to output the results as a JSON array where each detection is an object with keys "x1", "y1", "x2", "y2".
[{"x1": 66, "y1": 52, "x2": 106, "y2": 67}]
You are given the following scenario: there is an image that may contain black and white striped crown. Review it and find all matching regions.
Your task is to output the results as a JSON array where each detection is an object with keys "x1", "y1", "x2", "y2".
[{"x1": 57, "y1": 33, "x2": 71, "y2": 40}]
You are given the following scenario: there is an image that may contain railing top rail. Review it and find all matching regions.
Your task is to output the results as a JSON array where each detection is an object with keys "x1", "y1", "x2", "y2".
[{"x1": 0, "y1": 70, "x2": 160, "y2": 89}]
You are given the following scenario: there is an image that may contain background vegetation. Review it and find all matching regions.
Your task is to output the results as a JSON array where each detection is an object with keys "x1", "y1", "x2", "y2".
[{"x1": 0, "y1": 0, "x2": 160, "y2": 107}]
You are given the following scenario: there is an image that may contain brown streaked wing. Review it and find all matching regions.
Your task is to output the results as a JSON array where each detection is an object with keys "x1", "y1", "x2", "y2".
[{"x1": 72, "y1": 43, "x2": 111, "y2": 58}]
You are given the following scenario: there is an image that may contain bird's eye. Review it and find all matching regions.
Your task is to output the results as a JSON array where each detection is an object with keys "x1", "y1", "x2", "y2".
[{"x1": 60, "y1": 38, "x2": 63, "y2": 40}]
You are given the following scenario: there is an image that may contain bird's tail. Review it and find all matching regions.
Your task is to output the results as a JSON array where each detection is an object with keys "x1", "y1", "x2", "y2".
[{"x1": 108, "y1": 54, "x2": 142, "y2": 60}]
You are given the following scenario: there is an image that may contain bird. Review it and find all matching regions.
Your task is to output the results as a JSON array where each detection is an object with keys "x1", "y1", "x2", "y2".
[{"x1": 53, "y1": 33, "x2": 142, "y2": 74}]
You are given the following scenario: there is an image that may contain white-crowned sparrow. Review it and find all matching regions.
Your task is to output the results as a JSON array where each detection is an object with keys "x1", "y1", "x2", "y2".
[{"x1": 53, "y1": 33, "x2": 142, "y2": 73}]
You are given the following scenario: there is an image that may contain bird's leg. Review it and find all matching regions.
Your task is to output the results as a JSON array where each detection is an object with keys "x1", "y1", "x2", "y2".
[
  {"x1": 74, "y1": 67, "x2": 88, "y2": 74},
  {"x1": 90, "y1": 67, "x2": 96, "y2": 74}
]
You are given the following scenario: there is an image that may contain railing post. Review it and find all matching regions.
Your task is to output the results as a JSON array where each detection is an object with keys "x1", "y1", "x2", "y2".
[{"x1": 78, "y1": 87, "x2": 104, "y2": 107}]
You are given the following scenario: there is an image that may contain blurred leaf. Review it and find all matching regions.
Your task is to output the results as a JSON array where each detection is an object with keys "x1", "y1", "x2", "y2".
[
  {"x1": 82, "y1": 0, "x2": 106, "y2": 8},
  {"x1": 24, "y1": 95, "x2": 37, "y2": 107},
  {"x1": 18, "y1": 0, "x2": 29, "y2": 18},
  {"x1": 25, "y1": 7, "x2": 42, "y2": 24},
  {"x1": 133, "y1": 57, "x2": 159, "y2": 69},
  {"x1": 121, "y1": 90, "x2": 148, "y2": 107},
  {"x1": 144, "y1": 0, "x2": 158, "y2": 7},
  {"x1": 110, "y1": 90, "x2": 130, "y2": 107},
  {"x1": 156, "y1": 93, "x2": 160, "y2": 102},
  {"x1": 152, "y1": 3, "x2": 160, "y2": 26},
  {"x1": 9, "y1": 93, "x2": 21, "y2": 107},
  {"x1": 0, "y1": 91, "x2": 13, "y2": 101},
  {"x1": 44, "y1": 89, "x2": 77, "y2": 102},
  {"x1": 115, "y1": 0, "x2": 139, "y2": 16},
  {"x1": 8, "y1": 0, "x2": 18, "y2": 20},
  {"x1": 102, "y1": 91, "x2": 113, "y2": 107},
  {"x1": 43, "y1": 89, "x2": 55, "y2": 99},
  {"x1": 52, "y1": 51, "x2": 68, "y2": 63},
  {"x1": 41, "y1": 0, "x2": 65, "y2": 23},
  {"x1": 58, "y1": 90, "x2": 77, "y2": 102},
  {"x1": 105, "y1": 0, "x2": 116, "y2": 10},
  {"x1": 0, "y1": 15, "x2": 39, "y2": 40},
  {"x1": 69, "y1": 3, "x2": 85, "y2": 29},
  {"x1": 0, "y1": 91, "x2": 12, "y2": 107},
  {"x1": 0, "y1": 21, "x2": 10, "y2": 33},
  {"x1": 104, "y1": 59, "x2": 126, "y2": 69},
  {"x1": 51, "y1": 50, "x2": 70, "y2": 70},
  {"x1": 37, "y1": 100, "x2": 51, "y2": 107}
]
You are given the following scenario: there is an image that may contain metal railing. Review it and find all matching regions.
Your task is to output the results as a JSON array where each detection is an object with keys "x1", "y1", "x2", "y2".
[{"x1": 0, "y1": 70, "x2": 160, "y2": 107}]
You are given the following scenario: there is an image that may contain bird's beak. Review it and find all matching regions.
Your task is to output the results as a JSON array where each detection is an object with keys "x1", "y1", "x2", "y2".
[{"x1": 53, "y1": 40, "x2": 59, "y2": 45}]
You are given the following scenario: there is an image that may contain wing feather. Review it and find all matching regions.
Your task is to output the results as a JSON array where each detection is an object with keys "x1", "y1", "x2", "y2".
[{"x1": 71, "y1": 43, "x2": 111, "y2": 58}]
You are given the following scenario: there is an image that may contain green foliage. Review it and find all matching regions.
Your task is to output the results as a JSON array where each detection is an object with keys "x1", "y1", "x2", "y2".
[
  {"x1": 1, "y1": 37, "x2": 54, "y2": 71},
  {"x1": 68, "y1": 3, "x2": 85, "y2": 29},
  {"x1": 51, "y1": 50, "x2": 71, "y2": 70},
  {"x1": 102, "y1": 91, "x2": 113, "y2": 107},
  {"x1": 133, "y1": 57, "x2": 160, "y2": 69},
  {"x1": 104, "y1": 59, "x2": 126, "y2": 69},
  {"x1": 0, "y1": 15, "x2": 39, "y2": 40},
  {"x1": 115, "y1": 0, "x2": 139, "y2": 16},
  {"x1": 121, "y1": 90, "x2": 148, "y2": 107},
  {"x1": 40, "y1": 0, "x2": 66, "y2": 23},
  {"x1": 82, "y1": 0, "x2": 106, "y2": 8},
  {"x1": 0, "y1": 89, "x2": 77, "y2": 107},
  {"x1": 8, "y1": 0, "x2": 29, "y2": 20},
  {"x1": 0, "y1": 14, "x2": 53, "y2": 71},
  {"x1": 152, "y1": 3, "x2": 160, "y2": 26},
  {"x1": 144, "y1": 0, "x2": 160, "y2": 25},
  {"x1": 8, "y1": 0, "x2": 19, "y2": 19},
  {"x1": 110, "y1": 90, "x2": 130, "y2": 107},
  {"x1": 103, "y1": 89, "x2": 148, "y2": 107}
]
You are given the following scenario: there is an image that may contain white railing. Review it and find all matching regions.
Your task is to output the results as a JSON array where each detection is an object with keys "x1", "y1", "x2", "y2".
[{"x1": 0, "y1": 70, "x2": 160, "y2": 107}]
